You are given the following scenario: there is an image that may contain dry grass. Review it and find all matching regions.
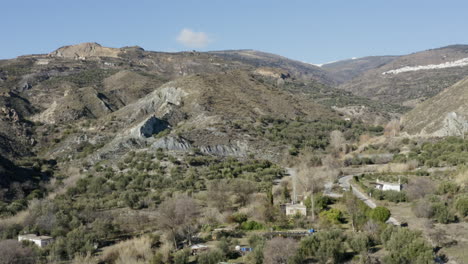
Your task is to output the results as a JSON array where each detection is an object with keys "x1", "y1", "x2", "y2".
[
  {"x1": 72, "y1": 253, "x2": 99, "y2": 264},
  {"x1": 377, "y1": 163, "x2": 411, "y2": 173},
  {"x1": 100, "y1": 236, "x2": 155, "y2": 264},
  {"x1": 47, "y1": 166, "x2": 82, "y2": 199},
  {"x1": 0, "y1": 209, "x2": 30, "y2": 228},
  {"x1": 453, "y1": 167, "x2": 468, "y2": 188}
]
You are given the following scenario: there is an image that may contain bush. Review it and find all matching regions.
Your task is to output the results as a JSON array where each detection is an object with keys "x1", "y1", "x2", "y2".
[
  {"x1": 455, "y1": 196, "x2": 468, "y2": 217},
  {"x1": 381, "y1": 227, "x2": 434, "y2": 264},
  {"x1": 229, "y1": 213, "x2": 248, "y2": 224},
  {"x1": 437, "y1": 181, "x2": 459, "y2": 195},
  {"x1": 319, "y1": 208, "x2": 343, "y2": 224},
  {"x1": 369, "y1": 207, "x2": 391, "y2": 223},
  {"x1": 412, "y1": 200, "x2": 434, "y2": 218},
  {"x1": 240, "y1": 220, "x2": 264, "y2": 230},
  {"x1": 349, "y1": 232, "x2": 371, "y2": 254},
  {"x1": 300, "y1": 229, "x2": 346, "y2": 263},
  {"x1": 432, "y1": 202, "x2": 456, "y2": 224},
  {"x1": 173, "y1": 249, "x2": 190, "y2": 264},
  {"x1": 383, "y1": 190, "x2": 407, "y2": 203},
  {"x1": 197, "y1": 249, "x2": 225, "y2": 264},
  {"x1": 0, "y1": 239, "x2": 37, "y2": 264}
]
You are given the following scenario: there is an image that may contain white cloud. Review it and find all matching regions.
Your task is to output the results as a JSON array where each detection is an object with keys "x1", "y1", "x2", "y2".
[{"x1": 176, "y1": 28, "x2": 212, "y2": 49}]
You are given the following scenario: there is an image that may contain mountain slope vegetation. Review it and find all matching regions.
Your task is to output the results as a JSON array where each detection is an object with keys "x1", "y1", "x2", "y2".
[{"x1": 338, "y1": 45, "x2": 468, "y2": 106}]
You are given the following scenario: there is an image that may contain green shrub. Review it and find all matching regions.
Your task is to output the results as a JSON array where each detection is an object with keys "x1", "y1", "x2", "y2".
[
  {"x1": 319, "y1": 208, "x2": 343, "y2": 224},
  {"x1": 455, "y1": 196, "x2": 468, "y2": 217},
  {"x1": 381, "y1": 227, "x2": 434, "y2": 264},
  {"x1": 240, "y1": 220, "x2": 264, "y2": 230},
  {"x1": 229, "y1": 213, "x2": 248, "y2": 224},
  {"x1": 369, "y1": 207, "x2": 391, "y2": 223},
  {"x1": 437, "y1": 181, "x2": 459, "y2": 195},
  {"x1": 300, "y1": 229, "x2": 346, "y2": 263},
  {"x1": 432, "y1": 202, "x2": 456, "y2": 224},
  {"x1": 173, "y1": 249, "x2": 190, "y2": 264},
  {"x1": 197, "y1": 249, "x2": 225, "y2": 264}
]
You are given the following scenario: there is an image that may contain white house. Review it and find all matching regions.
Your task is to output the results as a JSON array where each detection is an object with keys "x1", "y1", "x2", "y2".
[
  {"x1": 190, "y1": 244, "x2": 209, "y2": 255},
  {"x1": 18, "y1": 234, "x2": 54, "y2": 247},
  {"x1": 285, "y1": 203, "x2": 307, "y2": 216},
  {"x1": 375, "y1": 179, "x2": 402, "y2": 192}
]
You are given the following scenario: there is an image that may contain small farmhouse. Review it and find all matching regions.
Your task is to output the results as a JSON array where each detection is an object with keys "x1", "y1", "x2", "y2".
[
  {"x1": 190, "y1": 244, "x2": 209, "y2": 255},
  {"x1": 284, "y1": 203, "x2": 307, "y2": 216},
  {"x1": 375, "y1": 179, "x2": 402, "y2": 192},
  {"x1": 18, "y1": 234, "x2": 54, "y2": 247}
]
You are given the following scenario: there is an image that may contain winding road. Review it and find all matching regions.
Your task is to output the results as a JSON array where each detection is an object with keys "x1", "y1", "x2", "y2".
[{"x1": 337, "y1": 175, "x2": 401, "y2": 226}]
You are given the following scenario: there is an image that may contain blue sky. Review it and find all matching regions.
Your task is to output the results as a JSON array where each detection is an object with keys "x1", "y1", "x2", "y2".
[{"x1": 2, "y1": 0, "x2": 468, "y2": 64}]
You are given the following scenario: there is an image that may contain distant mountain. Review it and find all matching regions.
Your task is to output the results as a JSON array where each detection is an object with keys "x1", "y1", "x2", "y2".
[
  {"x1": 402, "y1": 76, "x2": 468, "y2": 137},
  {"x1": 338, "y1": 45, "x2": 468, "y2": 107},
  {"x1": 208, "y1": 49, "x2": 337, "y2": 85},
  {"x1": 321, "y1": 56, "x2": 398, "y2": 84}
]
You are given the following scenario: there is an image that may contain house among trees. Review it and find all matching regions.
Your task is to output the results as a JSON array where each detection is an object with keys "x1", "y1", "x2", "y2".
[
  {"x1": 190, "y1": 244, "x2": 209, "y2": 255},
  {"x1": 18, "y1": 234, "x2": 54, "y2": 248},
  {"x1": 284, "y1": 202, "x2": 307, "y2": 216},
  {"x1": 374, "y1": 179, "x2": 402, "y2": 192}
]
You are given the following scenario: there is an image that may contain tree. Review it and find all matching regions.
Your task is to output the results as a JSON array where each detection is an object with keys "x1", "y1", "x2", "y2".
[
  {"x1": 0, "y1": 240, "x2": 37, "y2": 264},
  {"x1": 247, "y1": 234, "x2": 266, "y2": 264},
  {"x1": 344, "y1": 192, "x2": 369, "y2": 231},
  {"x1": 173, "y1": 249, "x2": 190, "y2": 264},
  {"x1": 300, "y1": 229, "x2": 346, "y2": 263},
  {"x1": 295, "y1": 154, "x2": 329, "y2": 221},
  {"x1": 263, "y1": 237, "x2": 299, "y2": 264},
  {"x1": 329, "y1": 130, "x2": 345, "y2": 157},
  {"x1": 206, "y1": 180, "x2": 232, "y2": 211},
  {"x1": 369, "y1": 207, "x2": 391, "y2": 223},
  {"x1": 230, "y1": 179, "x2": 257, "y2": 207},
  {"x1": 156, "y1": 196, "x2": 200, "y2": 248},
  {"x1": 382, "y1": 228, "x2": 434, "y2": 264},
  {"x1": 197, "y1": 249, "x2": 225, "y2": 264},
  {"x1": 319, "y1": 208, "x2": 343, "y2": 225},
  {"x1": 349, "y1": 233, "x2": 371, "y2": 259}
]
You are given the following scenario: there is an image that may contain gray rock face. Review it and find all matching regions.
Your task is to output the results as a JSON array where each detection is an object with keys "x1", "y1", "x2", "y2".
[
  {"x1": 138, "y1": 116, "x2": 169, "y2": 138},
  {"x1": 199, "y1": 144, "x2": 246, "y2": 157},
  {"x1": 150, "y1": 136, "x2": 191, "y2": 151},
  {"x1": 150, "y1": 136, "x2": 249, "y2": 157},
  {"x1": 442, "y1": 112, "x2": 468, "y2": 137}
]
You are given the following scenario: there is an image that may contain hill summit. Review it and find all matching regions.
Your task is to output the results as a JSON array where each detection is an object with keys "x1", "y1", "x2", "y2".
[{"x1": 48, "y1": 42, "x2": 121, "y2": 59}]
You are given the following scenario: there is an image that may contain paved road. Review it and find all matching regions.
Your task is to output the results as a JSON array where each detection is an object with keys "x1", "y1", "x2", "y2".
[{"x1": 338, "y1": 175, "x2": 401, "y2": 226}]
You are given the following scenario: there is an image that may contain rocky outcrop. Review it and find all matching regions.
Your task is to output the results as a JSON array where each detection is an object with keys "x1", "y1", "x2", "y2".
[
  {"x1": 132, "y1": 116, "x2": 169, "y2": 138},
  {"x1": 441, "y1": 112, "x2": 468, "y2": 137},
  {"x1": 199, "y1": 142, "x2": 248, "y2": 157},
  {"x1": 49, "y1": 42, "x2": 121, "y2": 59},
  {"x1": 150, "y1": 136, "x2": 248, "y2": 157},
  {"x1": 150, "y1": 136, "x2": 191, "y2": 151}
]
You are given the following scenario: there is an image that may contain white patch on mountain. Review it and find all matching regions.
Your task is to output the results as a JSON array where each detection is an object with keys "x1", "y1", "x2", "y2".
[{"x1": 383, "y1": 57, "x2": 468, "y2": 75}]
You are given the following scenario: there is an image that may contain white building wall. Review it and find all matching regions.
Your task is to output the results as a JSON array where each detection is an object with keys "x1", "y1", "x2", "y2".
[{"x1": 382, "y1": 184, "x2": 401, "y2": 192}]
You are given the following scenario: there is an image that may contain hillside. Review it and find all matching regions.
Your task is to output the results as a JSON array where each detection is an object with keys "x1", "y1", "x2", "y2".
[
  {"x1": 339, "y1": 45, "x2": 468, "y2": 106},
  {"x1": 0, "y1": 43, "x2": 389, "y2": 211},
  {"x1": 402, "y1": 76, "x2": 468, "y2": 136},
  {"x1": 321, "y1": 55, "x2": 398, "y2": 84},
  {"x1": 1, "y1": 43, "x2": 467, "y2": 264},
  {"x1": 208, "y1": 49, "x2": 337, "y2": 85},
  {"x1": 0, "y1": 43, "x2": 396, "y2": 164}
]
